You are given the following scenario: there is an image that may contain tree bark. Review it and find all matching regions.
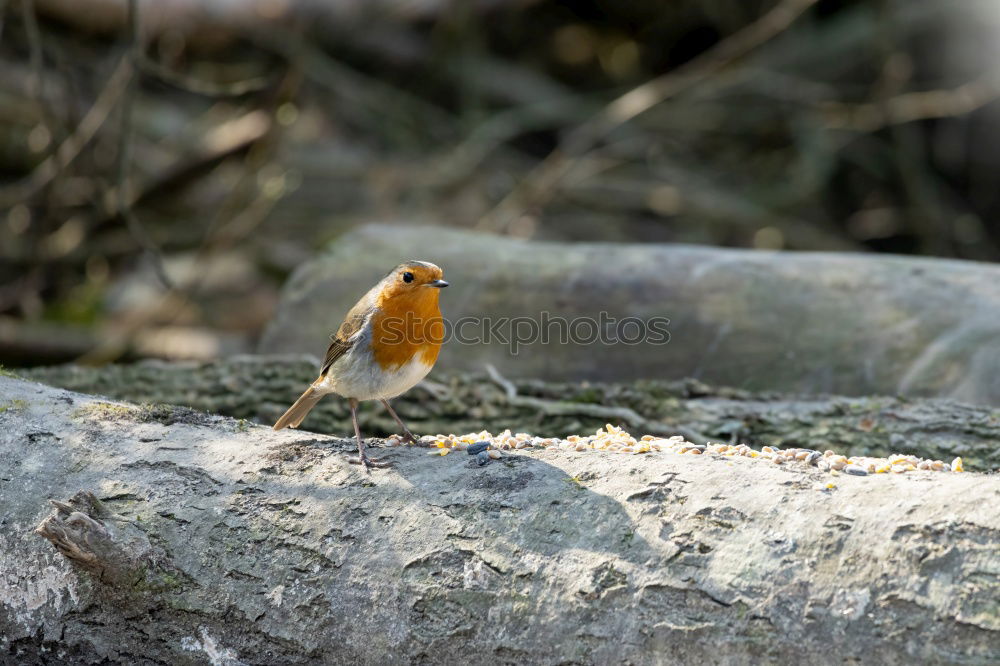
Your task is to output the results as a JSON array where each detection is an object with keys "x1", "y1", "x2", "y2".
[
  {"x1": 22, "y1": 356, "x2": 1000, "y2": 470},
  {"x1": 1, "y1": 375, "x2": 998, "y2": 664}
]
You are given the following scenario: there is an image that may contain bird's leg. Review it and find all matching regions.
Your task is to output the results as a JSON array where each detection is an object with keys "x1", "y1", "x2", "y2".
[
  {"x1": 348, "y1": 399, "x2": 391, "y2": 471},
  {"x1": 381, "y1": 399, "x2": 417, "y2": 444}
]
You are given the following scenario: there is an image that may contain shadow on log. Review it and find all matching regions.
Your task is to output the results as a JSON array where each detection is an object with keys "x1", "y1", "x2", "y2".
[{"x1": 1, "y1": 375, "x2": 999, "y2": 664}]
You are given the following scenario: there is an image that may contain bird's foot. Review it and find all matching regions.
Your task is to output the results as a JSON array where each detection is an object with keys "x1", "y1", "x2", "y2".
[
  {"x1": 400, "y1": 430, "x2": 418, "y2": 445},
  {"x1": 348, "y1": 454, "x2": 394, "y2": 471}
]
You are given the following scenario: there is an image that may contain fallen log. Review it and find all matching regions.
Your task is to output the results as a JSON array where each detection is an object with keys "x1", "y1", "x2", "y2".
[
  {"x1": 20, "y1": 356, "x2": 1000, "y2": 469},
  {"x1": 259, "y1": 225, "x2": 1000, "y2": 406},
  {"x1": 1, "y1": 375, "x2": 998, "y2": 664}
]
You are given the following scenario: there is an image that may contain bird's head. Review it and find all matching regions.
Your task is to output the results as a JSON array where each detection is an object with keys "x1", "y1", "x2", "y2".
[{"x1": 377, "y1": 261, "x2": 448, "y2": 303}]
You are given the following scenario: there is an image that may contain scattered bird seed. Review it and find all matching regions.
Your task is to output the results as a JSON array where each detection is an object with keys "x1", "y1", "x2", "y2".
[{"x1": 393, "y1": 424, "x2": 969, "y2": 475}]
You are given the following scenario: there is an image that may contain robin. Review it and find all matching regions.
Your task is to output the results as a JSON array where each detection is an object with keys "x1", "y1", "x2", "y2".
[{"x1": 273, "y1": 260, "x2": 448, "y2": 471}]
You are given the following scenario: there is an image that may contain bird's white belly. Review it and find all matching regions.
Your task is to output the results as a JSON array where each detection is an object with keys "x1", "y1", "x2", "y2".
[{"x1": 314, "y1": 343, "x2": 433, "y2": 401}]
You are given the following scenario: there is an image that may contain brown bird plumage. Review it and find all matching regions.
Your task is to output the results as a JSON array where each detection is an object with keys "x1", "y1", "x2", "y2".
[{"x1": 273, "y1": 261, "x2": 448, "y2": 471}]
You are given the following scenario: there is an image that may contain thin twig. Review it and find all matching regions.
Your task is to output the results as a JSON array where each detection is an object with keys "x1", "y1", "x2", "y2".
[
  {"x1": 138, "y1": 56, "x2": 271, "y2": 97},
  {"x1": 119, "y1": 109, "x2": 271, "y2": 214},
  {"x1": 479, "y1": 0, "x2": 820, "y2": 231},
  {"x1": 590, "y1": 0, "x2": 819, "y2": 144},
  {"x1": 484, "y1": 363, "x2": 516, "y2": 401},
  {"x1": 484, "y1": 363, "x2": 709, "y2": 444},
  {"x1": 820, "y1": 77, "x2": 1000, "y2": 131},
  {"x1": 414, "y1": 379, "x2": 451, "y2": 400}
]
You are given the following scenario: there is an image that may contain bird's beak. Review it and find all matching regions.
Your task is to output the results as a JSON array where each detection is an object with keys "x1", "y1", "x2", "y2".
[{"x1": 427, "y1": 279, "x2": 449, "y2": 288}]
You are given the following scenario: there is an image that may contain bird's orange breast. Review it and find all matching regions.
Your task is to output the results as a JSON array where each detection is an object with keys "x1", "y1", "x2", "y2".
[{"x1": 370, "y1": 289, "x2": 444, "y2": 370}]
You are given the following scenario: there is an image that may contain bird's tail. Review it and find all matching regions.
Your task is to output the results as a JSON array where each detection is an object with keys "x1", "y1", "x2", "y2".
[{"x1": 273, "y1": 386, "x2": 325, "y2": 430}]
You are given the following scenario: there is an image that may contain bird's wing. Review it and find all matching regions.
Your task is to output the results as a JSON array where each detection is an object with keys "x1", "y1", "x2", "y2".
[
  {"x1": 320, "y1": 288, "x2": 377, "y2": 376},
  {"x1": 320, "y1": 337, "x2": 351, "y2": 376}
]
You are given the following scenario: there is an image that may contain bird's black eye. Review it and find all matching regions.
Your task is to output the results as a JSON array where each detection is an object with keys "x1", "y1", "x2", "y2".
[{"x1": 402, "y1": 271, "x2": 414, "y2": 283}]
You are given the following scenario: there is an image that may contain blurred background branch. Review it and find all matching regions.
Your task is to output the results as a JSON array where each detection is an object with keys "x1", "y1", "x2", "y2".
[
  {"x1": 2, "y1": 0, "x2": 1000, "y2": 366},
  {"x1": 478, "y1": 0, "x2": 822, "y2": 232}
]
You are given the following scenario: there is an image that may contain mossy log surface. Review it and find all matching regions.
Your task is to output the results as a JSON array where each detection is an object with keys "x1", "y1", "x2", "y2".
[
  {"x1": 21, "y1": 355, "x2": 1000, "y2": 470},
  {"x1": 2, "y1": 375, "x2": 1000, "y2": 664}
]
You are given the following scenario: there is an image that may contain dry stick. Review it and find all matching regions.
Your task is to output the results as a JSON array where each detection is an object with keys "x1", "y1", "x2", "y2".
[
  {"x1": 478, "y1": 0, "x2": 820, "y2": 231},
  {"x1": 485, "y1": 363, "x2": 516, "y2": 401},
  {"x1": 821, "y1": 77, "x2": 1000, "y2": 132},
  {"x1": 117, "y1": 109, "x2": 271, "y2": 215},
  {"x1": 0, "y1": 57, "x2": 131, "y2": 208},
  {"x1": 138, "y1": 56, "x2": 271, "y2": 97},
  {"x1": 484, "y1": 364, "x2": 709, "y2": 445}
]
